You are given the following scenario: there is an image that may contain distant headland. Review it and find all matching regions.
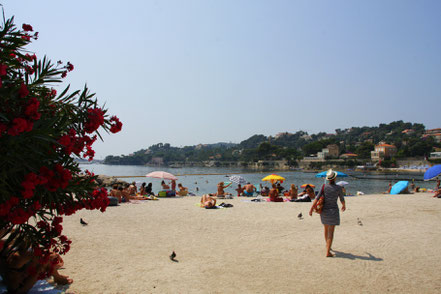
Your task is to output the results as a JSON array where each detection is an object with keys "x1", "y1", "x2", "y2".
[{"x1": 103, "y1": 121, "x2": 441, "y2": 171}]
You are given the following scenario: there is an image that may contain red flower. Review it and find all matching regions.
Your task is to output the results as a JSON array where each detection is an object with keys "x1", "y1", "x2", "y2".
[
  {"x1": 25, "y1": 97, "x2": 41, "y2": 120},
  {"x1": 8, "y1": 118, "x2": 29, "y2": 136},
  {"x1": 26, "y1": 66, "x2": 35, "y2": 75},
  {"x1": 61, "y1": 71, "x2": 67, "y2": 78},
  {"x1": 22, "y1": 24, "x2": 33, "y2": 31},
  {"x1": 84, "y1": 108, "x2": 105, "y2": 133},
  {"x1": 109, "y1": 116, "x2": 123, "y2": 133},
  {"x1": 0, "y1": 64, "x2": 7, "y2": 76},
  {"x1": 18, "y1": 83, "x2": 29, "y2": 98},
  {"x1": 25, "y1": 53, "x2": 36, "y2": 61},
  {"x1": 66, "y1": 62, "x2": 74, "y2": 72}
]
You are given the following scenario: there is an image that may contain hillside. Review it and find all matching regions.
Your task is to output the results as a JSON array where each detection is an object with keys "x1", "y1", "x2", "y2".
[{"x1": 104, "y1": 121, "x2": 439, "y2": 167}]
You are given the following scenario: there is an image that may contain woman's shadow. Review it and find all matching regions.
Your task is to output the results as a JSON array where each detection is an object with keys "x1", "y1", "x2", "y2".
[{"x1": 332, "y1": 250, "x2": 383, "y2": 261}]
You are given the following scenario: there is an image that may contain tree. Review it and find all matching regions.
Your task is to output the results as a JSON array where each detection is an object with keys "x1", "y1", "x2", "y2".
[
  {"x1": 0, "y1": 15, "x2": 122, "y2": 291},
  {"x1": 355, "y1": 142, "x2": 374, "y2": 159}
]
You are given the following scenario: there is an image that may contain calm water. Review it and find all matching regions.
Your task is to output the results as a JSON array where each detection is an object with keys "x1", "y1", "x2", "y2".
[{"x1": 79, "y1": 163, "x2": 436, "y2": 195}]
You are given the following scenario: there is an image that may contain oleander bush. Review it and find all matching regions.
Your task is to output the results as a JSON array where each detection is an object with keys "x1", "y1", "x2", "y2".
[{"x1": 0, "y1": 14, "x2": 122, "y2": 281}]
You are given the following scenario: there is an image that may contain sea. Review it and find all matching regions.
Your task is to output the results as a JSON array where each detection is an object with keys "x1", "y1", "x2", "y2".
[{"x1": 79, "y1": 163, "x2": 437, "y2": 196}]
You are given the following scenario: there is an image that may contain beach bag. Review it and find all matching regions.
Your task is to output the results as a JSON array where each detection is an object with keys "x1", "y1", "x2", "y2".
[
  {"x1": 158, "y1": 190, "x2": 167, "y2": 197},
  {"x1": 313, "y1": 184, "x2": 325, "y2": 214}
]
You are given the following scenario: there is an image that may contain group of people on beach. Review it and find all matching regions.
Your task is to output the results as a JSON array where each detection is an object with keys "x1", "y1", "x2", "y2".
[
  {"x1": 108, "y1": 182, "x2": 155, "y2": 203},
  {"x1": 199, "y1": 169, "x2": 346, "y2": 258},
  {"x1": 108, "y1": 179, "x2": 190, "y2": 204}
]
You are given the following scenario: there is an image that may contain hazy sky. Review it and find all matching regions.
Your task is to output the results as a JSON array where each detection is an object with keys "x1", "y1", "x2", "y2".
[{"x1": 4, "y1": 0, "x2": 441, "y2": 158}]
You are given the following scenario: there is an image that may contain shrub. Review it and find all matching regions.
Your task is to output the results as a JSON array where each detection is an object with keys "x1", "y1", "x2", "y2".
[{"x1": 0, "y1": 14, "x2": 122, "y2": 284}]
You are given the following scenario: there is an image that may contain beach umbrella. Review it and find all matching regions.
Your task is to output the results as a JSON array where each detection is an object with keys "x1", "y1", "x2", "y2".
[
  {"x1": 390, "y1": 181, "x2": 409, "y2": 195},
  {"x1": 145, "y1": 171, "x2": 177, "y2": 181},
  {"x1": 262, "y1": 174, "x2": 285, "y2": 183},
  {"x1": 315, "y1": 171, "x2": 348, "y2": 178},
  {"x1": 423, "y1": 165, "x2": 441, "y2": 181},
  {"x1": 228, "y1": 175, "x2": 247, "y2": 185},
  {"x1": 300, "y1": 183, "x2": 315, "y2": 188},
  {"x1": 336, "y1": 181, "x2": 349, "y2": 186}
]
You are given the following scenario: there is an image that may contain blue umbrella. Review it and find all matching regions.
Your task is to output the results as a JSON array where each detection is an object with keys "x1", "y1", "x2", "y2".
[
  {"x1": 424, "y1": 165, "x2": 441, "y2": 181},
  {"x1": 390, "y1": 181, "x2": 409, "y2": 195},
  {"x1": 315, "y1": 171, "x2": 348, "y2": 178}
]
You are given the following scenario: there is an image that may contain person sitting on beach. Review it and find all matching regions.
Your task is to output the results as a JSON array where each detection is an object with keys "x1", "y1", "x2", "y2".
[
  {"x1": 383, "y1": 182, "x2": 392, "y2": 194},
  {"x1": 285, "y1": 184, "x2": 298, "y2": 201},
  {"x1": 243, "y1": 182, "x2": 256, "y2": 197},
  {"x1": 216, "y1": 182, "x2": 232, "y2": 198},
  {"x1": 177, "y1": 183, "x2": 188, "y2": 196},
  {"x1": 260, "y1": 186, "x2": 270, "y2": 196},
  {"x1": 121, "y1": 185, "x2": 131, "y2": 202},
  {"x1": 436, "y1": 179, "x2": 440, "y2": 191},
  {"x1": 276, "y1": 182, "x2": 285, "y2": 194},
  {"x1": 145, "y1": 183, "x2": 155, "y2": 196},
  {"x1": 292, "y1": 185, "x2": 315, "y2": 202},
  {"x1": 269, "y1": 184, "x2": 283, "y2": 202},
  {"x1": 171, "y1": 180, "x2": 176, "y2": 191},
  {"x1": 128, "y1": 182, "x2": 137, "y2": 196},
  {"x1": 410, "y1": 182, "x2": 420, "y2": 193},
  {"x1": 200, "y1": 194, "x2": 216, "y2": 208},
  {"x1": 0, "y1": 232, "x2": 73, "y2": 293},
  {"x1": 139, "y1": 182, "x2": 147, "y2": 195},
  {"x1": 235, "y1": 184, "x2": 245, "y2": 196},
  {"x1": 161, "y1": 180, "x2": 170, "y2": 190},
  {"x1": 110, "y1": 184, "x2": 122, "y2": 203},
  {"x1": 432, "y1": 189, "x2": 441, "y2": 198}
]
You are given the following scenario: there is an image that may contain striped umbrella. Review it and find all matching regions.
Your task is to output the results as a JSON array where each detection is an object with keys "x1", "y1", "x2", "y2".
[{"x1": 228, "y1": 175, "x2": 247, "y2": 185}]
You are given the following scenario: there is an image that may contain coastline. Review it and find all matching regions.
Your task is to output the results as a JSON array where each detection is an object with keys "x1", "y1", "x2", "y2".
[{"x1": 60, "y1": 192, "x2": 441, "y2": 293}]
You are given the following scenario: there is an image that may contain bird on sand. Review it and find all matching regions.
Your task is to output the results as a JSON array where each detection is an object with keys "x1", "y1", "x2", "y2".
[
  {"x1": 169, "y1": 251, "x2": 177, "y2": 262},
  {"x1": 80, "y1": 218, "x2": 88, "y2": 226}
]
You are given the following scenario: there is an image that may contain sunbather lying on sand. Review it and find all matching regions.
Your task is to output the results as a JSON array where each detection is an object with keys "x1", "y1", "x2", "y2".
[
  {"x1": 201, "y1": 194, "x2": 216, "y2": 208},
  {"x1": 0, "y1": 233, "x2": 72, "y2": 293}
]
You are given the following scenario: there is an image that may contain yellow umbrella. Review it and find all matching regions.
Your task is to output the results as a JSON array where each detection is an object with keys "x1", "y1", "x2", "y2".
[{"x1": 261, "y1": 174, "x2": 285, "y2": 183}]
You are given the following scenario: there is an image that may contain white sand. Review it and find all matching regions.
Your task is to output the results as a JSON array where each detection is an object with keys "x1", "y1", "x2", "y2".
[{"x1": 59, "y1": 193, "x2": 441, "y2": 293}]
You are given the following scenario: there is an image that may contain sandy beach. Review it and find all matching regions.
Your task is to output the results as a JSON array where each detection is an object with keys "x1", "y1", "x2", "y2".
[{"x1": 57, "y1": 193, "x2": 441, "y2": 293}]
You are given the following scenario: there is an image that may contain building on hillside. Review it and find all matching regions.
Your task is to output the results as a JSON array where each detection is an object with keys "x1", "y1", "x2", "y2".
[
  {"x1": 371, "y1": 143, "x2": 397, "y2": 161},
  {"x1": 340, "y1": 153, "x2": 358, "y2": 159},
  {"x1": 150, "y1": 157, "x2": 164, "y2": 165},
  {"x1": 317, "y1": 144, "x2": 340, "y2": 159},
  {"x1": 327, "y1": 144, "x2": 339, "y2": 157},
  {"x1": 402, "y1": 129, "x2": 415, "y2": 135},
  {"x1": 317, "y1": 149, "x2": 328, "y2": 159},
  {"x1": 429, "y1": 152, "x2": 441, "y2": 159},
  {"x1": 422, "y1": 128, "x2": 441, "y2": 143},
  {"x1": 275, "y1": 132, "x2": 293, "y2": 139}
]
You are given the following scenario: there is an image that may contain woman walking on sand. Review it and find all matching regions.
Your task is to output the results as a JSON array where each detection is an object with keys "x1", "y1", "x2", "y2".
[{"x1": 309, "y1": 169, "x2": 346, "y2": 257}]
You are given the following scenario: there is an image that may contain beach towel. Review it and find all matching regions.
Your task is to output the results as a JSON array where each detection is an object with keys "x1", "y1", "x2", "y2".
[
  {"x1": 195, "y1": 203, "x2": 224, "y2": 209},
  {"x1": 0, "y1": 278, "x2": 66, "y2": 294}
]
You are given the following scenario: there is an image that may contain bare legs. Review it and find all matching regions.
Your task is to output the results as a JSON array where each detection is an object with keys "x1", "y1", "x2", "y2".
[
  {"x1": 200, "y1": 194, "x2": 216, "y2": 208},
  {"x1": 323, "y1": 225, "x2": 335, "y2": 257}
]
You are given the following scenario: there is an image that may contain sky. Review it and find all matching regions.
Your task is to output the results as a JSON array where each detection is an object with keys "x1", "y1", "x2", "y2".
[{"x1": 3, "y1": 0, "x2": 441, "y2": 158}]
